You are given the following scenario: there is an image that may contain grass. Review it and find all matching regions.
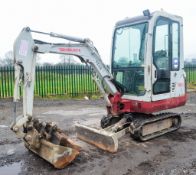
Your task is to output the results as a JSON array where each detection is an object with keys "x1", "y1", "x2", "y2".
[
  {"x1": 187, "y1": 83, "x2": 196, "y2": 90},
  {"x1": 34, "y1": 72, "x2": 98, "y2": 97}
]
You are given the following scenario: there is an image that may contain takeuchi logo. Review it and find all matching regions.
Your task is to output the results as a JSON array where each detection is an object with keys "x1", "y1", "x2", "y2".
[{"x1": 59, "y1": 48, "x2": 81, "y2": 52}]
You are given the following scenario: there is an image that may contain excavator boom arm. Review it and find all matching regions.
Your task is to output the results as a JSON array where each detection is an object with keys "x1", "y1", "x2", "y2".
[{"x1": 13, "y1": 27, "x2": 118, "y2": 120}]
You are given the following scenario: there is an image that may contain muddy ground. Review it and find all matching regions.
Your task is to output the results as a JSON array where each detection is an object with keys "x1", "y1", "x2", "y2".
[{"x1": 0, "y1": 92, "x2": 196, "y2": 175}]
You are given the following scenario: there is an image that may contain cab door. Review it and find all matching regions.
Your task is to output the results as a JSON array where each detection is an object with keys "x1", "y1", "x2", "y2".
[{"x1": 152, "y1": 17, "x2": 181, "y2": 101}]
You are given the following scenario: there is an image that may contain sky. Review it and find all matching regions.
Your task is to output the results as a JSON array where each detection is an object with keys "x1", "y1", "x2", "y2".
[{"x1": 0, "y1": 0, "x2": 196, "y2": 64}]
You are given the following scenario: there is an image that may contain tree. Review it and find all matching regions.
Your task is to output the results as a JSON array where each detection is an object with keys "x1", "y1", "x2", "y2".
[
  {"x1": 59, "y1": 55, "x2": 71, "y2": 65},
  {"x1": 35, "y1": 55, "x2": 42, "y2": 66},
  {"x1": 59, "y1": 55, "x2": 80, "y2": 65},
  {"x1": 42, "y1": 62, "x2": 53, "y2": 66},
  {"x1": 2, "y1": 51, "x2": 14, "y2": 66},
  {"x1": 0, "y1": 57, "x2": 4, "y2": 67}
]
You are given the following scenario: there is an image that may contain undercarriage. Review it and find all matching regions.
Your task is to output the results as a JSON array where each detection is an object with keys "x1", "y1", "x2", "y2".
[{"x1": 75, "y1": 113, "x2": 181, "y2": 153}]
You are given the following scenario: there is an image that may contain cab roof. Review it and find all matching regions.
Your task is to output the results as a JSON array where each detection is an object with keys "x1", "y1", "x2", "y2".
[
  {"x1": 115, "y1": 10, "x2": 182, "y2": 28},
  {"x1": 115, "y1": 15, "x2": 150, "y2": 28}
]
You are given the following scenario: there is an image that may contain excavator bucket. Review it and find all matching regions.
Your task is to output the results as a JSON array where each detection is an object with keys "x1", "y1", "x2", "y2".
[
  {"x1": 24, "y1": 137, "x2": 79, "y2": 169},
  {"x1": 13, "y1": 118, "x2": 80, "y2": 169},
  {"x1": 75, "y1": 124, "x2": 127, "y2": 153}
]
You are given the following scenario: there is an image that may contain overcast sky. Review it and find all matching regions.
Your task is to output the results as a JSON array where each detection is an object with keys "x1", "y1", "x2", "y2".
[{"x1": 0, "y1": 0, "x2": 195, "y2": 64}]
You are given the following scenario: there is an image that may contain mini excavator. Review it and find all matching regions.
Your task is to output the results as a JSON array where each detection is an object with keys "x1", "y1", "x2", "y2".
[{"x1": 11, "y1": 10, "x2": 187, "y2": 168}]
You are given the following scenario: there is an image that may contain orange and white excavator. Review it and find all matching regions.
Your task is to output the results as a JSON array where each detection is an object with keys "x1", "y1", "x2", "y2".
[{"x1": 11, "y1": 10, "x2": 187, "y2": 169}]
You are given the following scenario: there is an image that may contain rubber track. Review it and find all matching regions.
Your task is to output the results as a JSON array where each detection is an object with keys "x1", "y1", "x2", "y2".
[{"x1": 131, "y1": 113, "x2": 181, "y2": 141}]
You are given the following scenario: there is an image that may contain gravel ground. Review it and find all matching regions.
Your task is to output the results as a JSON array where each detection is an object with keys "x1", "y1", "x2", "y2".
[{"x1": 0, "y1": 92, "x2": 196, "y2": 175}]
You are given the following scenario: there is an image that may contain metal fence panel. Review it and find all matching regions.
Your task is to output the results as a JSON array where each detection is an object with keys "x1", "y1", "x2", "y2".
[
  {"x1": 0, "y1": 65, "x2": 99, "y2": 98},
  {"x1": 184, "y1": 65, "x2": 196, "y2": 84},
  {"x1": 0, "y1": 65, "x2": 195, "y2": 99},
  {"x1": 0, "y1": 66, "x2": 14, "y2": 98}
]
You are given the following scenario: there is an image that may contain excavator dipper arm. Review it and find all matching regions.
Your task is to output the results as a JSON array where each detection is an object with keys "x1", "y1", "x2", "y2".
[{"x1": 11, "y1": 27, "x2": 121, "y2": 168}]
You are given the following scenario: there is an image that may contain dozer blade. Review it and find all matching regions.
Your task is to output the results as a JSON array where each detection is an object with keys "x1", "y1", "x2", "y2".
[
  {"x1": 75, "y1": 124, "x2": 127, "y2": 153},
  {"x1": 20, "y1": 118, "x2": 80, "y2": 169}
]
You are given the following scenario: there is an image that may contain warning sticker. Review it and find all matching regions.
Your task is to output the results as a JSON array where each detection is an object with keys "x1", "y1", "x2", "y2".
[{"x1": 19, "y1": 40, "x2": 28, "y2": 56}]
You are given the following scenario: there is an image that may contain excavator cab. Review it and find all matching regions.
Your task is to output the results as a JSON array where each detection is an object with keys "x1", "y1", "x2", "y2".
[
  {"x1": 111, "y1": 10, "x2": 186, "y2": 113},
  {"x1": 77, "y1": 10, "x2": 186, "y2": 154}
]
